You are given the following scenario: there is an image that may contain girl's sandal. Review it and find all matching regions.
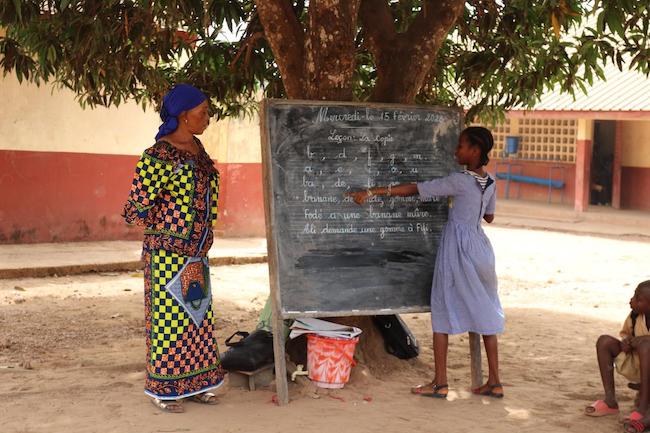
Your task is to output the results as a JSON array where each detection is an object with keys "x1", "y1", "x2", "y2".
[
  {"x1": 472, "y1": 383, "x2": 504, "y2": 399},
  {"x1": 151, "y1": 398, "x2": 185, "y2": 413},
  {"x1": 190, "y1": 392, "x2": 219, "y2": 405},
  {"x1": 411, "y1": 382, "x2": 448, "y2": 399}
]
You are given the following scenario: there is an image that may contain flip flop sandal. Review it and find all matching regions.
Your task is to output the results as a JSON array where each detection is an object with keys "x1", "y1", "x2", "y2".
[
  {"x1": 151, "y1": 398, "x2": 185, "y2": 413},
  {"x1": 624, "y1": 419, "x2": 647, "y2": 433},
  {"x1": 473, "y1": 383, "x2": 504, "y2": 399},
  {"x1": 584, "y1": 399, "x2": 619, "y2": 417},
  {"x1": 423, "y1": 384, "x2": 448, "y2": 399},
  {"x1": 411, "y1": 382, "x2": 448, "y2": 399},
  {"x1": 191, "y1": 392, "x2": 219, "y2": 405},
  {"x1": 411, "y1": 381, "x2": 435, "y2": 395}
]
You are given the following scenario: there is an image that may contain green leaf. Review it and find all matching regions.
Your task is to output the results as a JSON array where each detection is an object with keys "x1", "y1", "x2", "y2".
[{"x1": 597, "y1": 11, "x2": 606, "y2": 33}]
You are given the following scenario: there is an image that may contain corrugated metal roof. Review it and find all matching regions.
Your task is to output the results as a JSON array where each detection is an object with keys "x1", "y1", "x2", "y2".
[{"x1": 526, "y1": 63, "x2": 650, "y2": 112}]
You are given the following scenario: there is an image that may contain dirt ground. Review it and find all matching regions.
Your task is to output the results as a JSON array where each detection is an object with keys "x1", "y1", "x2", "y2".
[{"x1": 1, "y1": 226, "x2": 650, "y2": 433}]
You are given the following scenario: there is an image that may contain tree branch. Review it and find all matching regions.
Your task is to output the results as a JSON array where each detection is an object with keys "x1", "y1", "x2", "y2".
[
  {"x1": 368, "y1": 0, "x2": 465, "y2": 103},
  {"x1": 254, "y1": 0, "x2": 306, "y2": 98},
  {"x1": 358, "y1": 0, "x2": 397, "y2": 60},
  {"x1": 405, "y1": 0, "x2": 464, "y2": 50}
]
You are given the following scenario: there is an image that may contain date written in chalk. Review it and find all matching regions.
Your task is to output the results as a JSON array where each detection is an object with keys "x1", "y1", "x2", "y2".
[{"x1": 316, "y1": 107, "x2": 447, "y2": 124}]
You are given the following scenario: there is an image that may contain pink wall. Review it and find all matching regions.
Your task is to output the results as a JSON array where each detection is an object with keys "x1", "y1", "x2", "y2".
[
  {"x1": 0, "y1": 150, "x2": 265, "y2": 244},
  {"x1": 621, "y1": 167, "x2": 650, "y2": 211}
]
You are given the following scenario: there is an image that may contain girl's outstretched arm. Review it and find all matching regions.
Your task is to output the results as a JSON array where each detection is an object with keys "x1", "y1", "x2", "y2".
[{"x1": 347, "y1": 183, "x2": 418, "y2": 204}]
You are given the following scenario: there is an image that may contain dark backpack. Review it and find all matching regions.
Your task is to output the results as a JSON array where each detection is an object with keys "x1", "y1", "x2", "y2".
[
  {"x1": 220, "y1": 329, "x2": 275, "y2": 372},
  {"x1": 372, "y1": 315, "x2": 419, "y2": 360}
]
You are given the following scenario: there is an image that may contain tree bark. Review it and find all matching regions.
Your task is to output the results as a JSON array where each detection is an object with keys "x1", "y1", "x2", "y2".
[
  {"x1": 254, "y1": 0, "x2": 307, "y2": 98},
  {"x1": 360, "y1": 0, "x2": 465, "y2": 103},
  {"x1": 305, "y1": 0, "x2": 361, "y2": 101}
]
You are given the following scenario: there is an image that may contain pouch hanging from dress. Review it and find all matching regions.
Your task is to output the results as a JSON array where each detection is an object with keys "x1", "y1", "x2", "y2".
[{"x1": 163, "y1": 256, "x2": 212, "y2": 327}]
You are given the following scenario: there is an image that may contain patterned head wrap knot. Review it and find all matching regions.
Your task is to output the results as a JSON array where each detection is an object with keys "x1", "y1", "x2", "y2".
[{"x1": 155, "y1": 84, "x2": 207, "y2": 141}]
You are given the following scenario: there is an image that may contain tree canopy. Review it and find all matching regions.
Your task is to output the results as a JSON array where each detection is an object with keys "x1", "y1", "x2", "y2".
[{"x1": 1, "y1": 0, "x2": 649, "y2": 120}]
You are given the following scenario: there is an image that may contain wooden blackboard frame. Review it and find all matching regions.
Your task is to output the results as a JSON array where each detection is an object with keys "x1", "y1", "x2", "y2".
[{"x1": 260, "y1": 99, "x2": 481, "y2": 405}]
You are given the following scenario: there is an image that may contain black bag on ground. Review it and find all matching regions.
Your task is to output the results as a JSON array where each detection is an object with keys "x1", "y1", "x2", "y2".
[
  {"x1": 372, "y1": 314, "x2": 419, "y2": 360},
  {"x1": 220, "y1": 329, "x2": 275, "y2": 372}
]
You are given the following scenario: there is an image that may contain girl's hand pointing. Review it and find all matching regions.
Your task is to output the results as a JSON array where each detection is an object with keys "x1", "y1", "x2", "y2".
[{"x1": 346, "y1": 190, "x2": 371, "y2": 205}]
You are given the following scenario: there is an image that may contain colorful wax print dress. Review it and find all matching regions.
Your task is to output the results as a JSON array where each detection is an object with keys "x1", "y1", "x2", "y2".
[
  {"x1": 416, "y1": 171, "x2": 505, "y2": 336},
  {"x1": 122, "y1": 140, "x2": 225, "y2": 400}
]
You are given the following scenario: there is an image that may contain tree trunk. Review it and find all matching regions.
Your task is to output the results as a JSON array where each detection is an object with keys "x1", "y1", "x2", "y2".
[
  {"x1": 304, "y1": 0, "x2": 361, "y2": 101},
  {"x1": 254, "y1": 0, "x2": 361, "y2": 102},
  {"x1": 360, "y1": 0, "x2": 465, "y2": 103},
  {"x1": 257, "y1": 0, "x2": 463, "y2": 103},
  {"x1": 254, "y1": 0, "x2": 307, "y2": 98}
]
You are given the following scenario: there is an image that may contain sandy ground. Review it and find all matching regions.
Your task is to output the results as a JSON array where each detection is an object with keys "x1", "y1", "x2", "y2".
[{"x1": 1, "y1": 226, "x2": 650, "y2": 433}]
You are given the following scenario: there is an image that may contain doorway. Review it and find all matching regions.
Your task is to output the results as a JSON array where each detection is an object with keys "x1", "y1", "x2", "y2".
[{"x1": 590, "y1": 120, "x2": 616, "y2": 206}]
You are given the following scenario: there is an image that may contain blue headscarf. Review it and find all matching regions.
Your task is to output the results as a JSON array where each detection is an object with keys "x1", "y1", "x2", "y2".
[{"x1": 155, "y1": 84, "x2": 207, "y2": 141}]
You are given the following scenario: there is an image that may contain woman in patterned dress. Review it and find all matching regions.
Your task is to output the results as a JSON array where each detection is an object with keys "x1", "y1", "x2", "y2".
[{"x1": 122, "y1": 84, "x2": 225, "y2": 413}]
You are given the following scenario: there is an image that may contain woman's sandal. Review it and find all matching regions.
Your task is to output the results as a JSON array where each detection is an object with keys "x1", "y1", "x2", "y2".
[
  {"x1": 411, "y1": 382, "x2": 449, "y2": 399},
  {"x1": 472, "y1": 383, "x2": 504, "y2": 399},
  {"x1": 190, "y1": 392, "x2": 219, "y2": 405},
  {"x1": 151, "y1": 398, "x2": 185, "y2": 413}
]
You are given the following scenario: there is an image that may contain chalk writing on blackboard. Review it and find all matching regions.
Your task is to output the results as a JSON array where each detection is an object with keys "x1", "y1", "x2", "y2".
[{"x1": 262, "y1": 100, "x2": 461, "y2": 317}]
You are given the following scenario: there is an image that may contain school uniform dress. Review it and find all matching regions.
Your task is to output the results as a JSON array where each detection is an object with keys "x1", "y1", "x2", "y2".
[
  {"x1": 615, "y1": 312, "x2": 650, "y2": 382},
  {"x1": 417, "y1": 170, "x2": 505, "y2": 335},
  {"x1": 122, "y1": 140, "x2": 225, "y2": 400}
]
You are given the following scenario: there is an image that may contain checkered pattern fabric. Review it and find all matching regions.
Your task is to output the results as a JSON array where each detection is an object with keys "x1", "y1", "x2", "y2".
[
  {"x1": 151, "y1": 250, "x2": 189, "y2": 359},
  {"x1": 156, "y1": 165, "x2": 196, "y2": 238},
  {"x1": 210, "y1": 174, "x2": 219, "y2": 222},
  {"x1": 130, "y1": 154, "x2": 173, "y2": 211},
  {"x1": 154, "y1": 311, "x2": 218, "y2": 377},
  {"x1": 168, "y1": 165, "x2": 194, "y2": 204},
  {"x1": 162, "y1": 200, "x2": 193, "y2": 235},
  {"x1": 149, "y1": 249, "x2": 218, "y2": 379}
]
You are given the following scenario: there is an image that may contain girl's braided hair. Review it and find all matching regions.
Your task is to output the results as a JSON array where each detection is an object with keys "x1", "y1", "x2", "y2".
[{"x1": 462, "y1": 126, "x2": 494, "y2": 167}]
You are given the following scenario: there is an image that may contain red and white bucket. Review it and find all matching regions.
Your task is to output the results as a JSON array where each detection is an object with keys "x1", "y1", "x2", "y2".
[{"x1": 307, "y1": 334, "x2": 359, "y2": 389}]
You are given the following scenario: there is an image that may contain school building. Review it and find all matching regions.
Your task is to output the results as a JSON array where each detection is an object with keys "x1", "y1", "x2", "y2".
[
  {"x1": 1, "y1": 63, "x2": 649, "y2": 244},
  {"x1": 479, "y1": 63, "x2": 650, "y2": 213}
]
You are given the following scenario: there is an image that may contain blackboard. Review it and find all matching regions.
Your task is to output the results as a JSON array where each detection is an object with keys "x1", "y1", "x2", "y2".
[{"x1": 261, "y1": 100, "x2": 461, "y2": 319}]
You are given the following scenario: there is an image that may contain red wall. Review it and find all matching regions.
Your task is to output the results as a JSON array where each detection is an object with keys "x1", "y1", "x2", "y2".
[
  {"x1": 0, "y1": 150, "x2": 265, "y2": 244},
  {"x1": 486, "y1": 159, "x2": 576, "y2": 205},
  {"x1": 621, "y1": 167, "x2": 650, "y2": 211}
]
